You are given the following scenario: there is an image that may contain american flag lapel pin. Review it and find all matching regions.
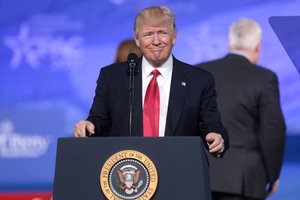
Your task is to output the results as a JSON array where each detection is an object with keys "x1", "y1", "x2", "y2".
[{"x1": 181, "y1": 81, "x2": 186, "y2": 86}]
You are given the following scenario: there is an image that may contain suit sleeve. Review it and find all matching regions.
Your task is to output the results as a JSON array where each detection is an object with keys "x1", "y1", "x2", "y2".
[
  {"x1": 199, "y1": 73, "x2": 229, "y2": 151},
  {"x1": 86, "y1": 67, "x2": 112, "y2": 136},
  {"x1": 258, "y1": 72, "x2": 286, "y2": 183}
]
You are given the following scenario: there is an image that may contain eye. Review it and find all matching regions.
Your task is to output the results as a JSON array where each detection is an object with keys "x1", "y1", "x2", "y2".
[
  {"x1": 142, "y1": 32, "x2": 152, "y2": 37},
  {"x1": 159, "y1": 31, "x2": 168, "y2": 36}
]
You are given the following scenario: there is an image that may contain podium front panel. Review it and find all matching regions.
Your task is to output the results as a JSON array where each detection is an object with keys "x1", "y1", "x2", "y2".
[{"x1": 53, "y1": 137, "x2": 211, "y2": 200}]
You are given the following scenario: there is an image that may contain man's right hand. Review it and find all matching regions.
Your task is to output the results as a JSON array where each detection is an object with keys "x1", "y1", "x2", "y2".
[
  {"x1": 73, "y1": 120, "x2": 95, "y2": 137},
  {"x1": 267, "y1": 180, "x2": 280, "y2": 197}
]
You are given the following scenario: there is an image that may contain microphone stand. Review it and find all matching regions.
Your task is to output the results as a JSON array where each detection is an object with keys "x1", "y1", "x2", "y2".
[{"x1": 127, "y1": 54, "x2": 138, "y2": 137}]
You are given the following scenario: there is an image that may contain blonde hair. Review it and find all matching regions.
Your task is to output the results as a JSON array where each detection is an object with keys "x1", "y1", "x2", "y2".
[
  {"x1": 115, "y1": 39, "x2": 142, "y2": 63},
  {"x1": 133, "y1": 6, "x2": 176, "y2": 39},
  {"x1": 229, "y1": 18, "x2": 262, "y2": 50}
]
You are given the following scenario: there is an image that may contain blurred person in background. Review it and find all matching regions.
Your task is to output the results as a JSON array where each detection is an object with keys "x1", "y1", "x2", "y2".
[
  {"x1": 198, "y1": 18, "x2": 286, "y2": 200},
  {"x1": 115, "y1": 39, "x2": 142, "y2": 63}
]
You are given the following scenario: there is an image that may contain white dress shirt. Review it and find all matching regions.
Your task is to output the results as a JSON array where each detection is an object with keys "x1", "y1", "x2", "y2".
[{"x1": 142, "y1": 55, "x2": 173, "y2": 137}]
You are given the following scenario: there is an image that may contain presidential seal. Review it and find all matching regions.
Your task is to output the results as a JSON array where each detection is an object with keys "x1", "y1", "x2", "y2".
[{"x1": 100, "y1": 150, "x2": 158, "y2": 200}]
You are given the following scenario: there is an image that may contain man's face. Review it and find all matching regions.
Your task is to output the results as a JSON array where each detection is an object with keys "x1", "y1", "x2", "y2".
[{"x1": 135, "y1": 21, "x2": 176, "y2": 67}]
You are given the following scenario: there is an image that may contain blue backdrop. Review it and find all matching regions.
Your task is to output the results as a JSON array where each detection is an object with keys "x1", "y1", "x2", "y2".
[{"x1": 0, "y1": 0, "x2": 299, "y2": 194}]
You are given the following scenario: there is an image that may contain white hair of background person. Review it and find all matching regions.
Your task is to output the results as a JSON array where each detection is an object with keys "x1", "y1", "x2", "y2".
[{"x1": 229, "y1": 18, "x2": 262, "y2": 51}]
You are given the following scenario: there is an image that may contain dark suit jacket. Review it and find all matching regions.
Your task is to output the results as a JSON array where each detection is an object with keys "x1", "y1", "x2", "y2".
[
  {"x1": 198, "y1": 54, "x2": 286, "y2": 199},
  {"x1": 87, "y1": 56, "x2": 228, "y2": 150}
]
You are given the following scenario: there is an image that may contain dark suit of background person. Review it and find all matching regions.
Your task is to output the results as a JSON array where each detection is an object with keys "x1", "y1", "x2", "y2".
[
  {"x1": 74, "y1": 6, "x2": 228, "y2": 158},
  {"x1": 198, "y1": 18, "x2": 286, "y2": 200}
]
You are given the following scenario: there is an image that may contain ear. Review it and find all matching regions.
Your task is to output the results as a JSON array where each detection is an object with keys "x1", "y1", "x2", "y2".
[
  {"x1": 135, "y1": 38, "x2": 141, "y2": 48},
  {"x1": 251, "y1": 42, "x2": 261, "y2": 64},
  {"x1": 133, "y1": 30, "x2": 141, "y2": 47},
  {"x1": 172, "y1": 34, "x2": 176, "y2": 45},
  {"x1": 254, "y1": 42, "x2": 261, "y2": 53}
]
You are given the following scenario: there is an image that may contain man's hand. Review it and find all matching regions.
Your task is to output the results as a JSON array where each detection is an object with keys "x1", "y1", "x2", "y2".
[
  {"x1": 73, "y1": 120, "x2": 95, "y2": 137},
  {"x1": 205, "y1": 132, "x2": 225, "y2": 156},
  {"x1": 267, "y1": 180, "x2": 279, "y2": 197}
]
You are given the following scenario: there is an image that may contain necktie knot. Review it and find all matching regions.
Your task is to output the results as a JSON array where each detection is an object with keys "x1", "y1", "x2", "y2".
[{"x1": 151, "y1": 69, "x2": 160, "y2": 78}]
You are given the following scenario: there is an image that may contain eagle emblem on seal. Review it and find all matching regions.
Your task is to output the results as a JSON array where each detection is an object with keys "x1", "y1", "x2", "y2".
[{"x1": 117, "y1": 164, "x2": 144, "y2": 194}]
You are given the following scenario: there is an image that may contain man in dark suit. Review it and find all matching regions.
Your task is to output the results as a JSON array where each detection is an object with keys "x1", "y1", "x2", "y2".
[
  {"x1": 74, "y1": 6, "x2": 228, "y2": 157},
  {"x1": 198, "y1": 18, "x2": 286, "y2": 200}
]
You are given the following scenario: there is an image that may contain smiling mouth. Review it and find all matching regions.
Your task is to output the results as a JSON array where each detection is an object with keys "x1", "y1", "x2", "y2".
[{"x1": 150, "y1": 48, "x2": 162, "y2": 51}]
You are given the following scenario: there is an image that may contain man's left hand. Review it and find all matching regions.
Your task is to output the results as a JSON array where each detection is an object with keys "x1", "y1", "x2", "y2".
[{"x1": 205, "y1": 132, "x2": 225, "y2": 156}]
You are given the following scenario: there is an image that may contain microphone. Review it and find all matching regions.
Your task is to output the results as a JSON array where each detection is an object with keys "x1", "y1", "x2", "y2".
[
  {"x1": 127, "y1": 53, "x2": 138, "y2": 137},
  {"x1": 127, "y1": 53, "x2": 139, "y2": 75}
]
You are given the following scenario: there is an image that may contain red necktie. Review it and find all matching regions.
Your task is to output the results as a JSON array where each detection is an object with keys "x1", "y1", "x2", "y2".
[{"x1": 143, "y1": 69, "x2": 160, "y2": 137}]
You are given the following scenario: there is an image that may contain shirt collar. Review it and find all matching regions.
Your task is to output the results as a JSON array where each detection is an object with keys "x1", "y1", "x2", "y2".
[{"x1": 142, "y1": 55, "x2": 173, "y2": 80}]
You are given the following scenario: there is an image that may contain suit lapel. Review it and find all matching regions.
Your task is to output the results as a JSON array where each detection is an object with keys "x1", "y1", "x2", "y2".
[
  {"x1": 132, "y1": 59, "x2": 143, "y2": 136},
  {"x1": 165, "y1": 58, "x2": 188, "y2": 136}
]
